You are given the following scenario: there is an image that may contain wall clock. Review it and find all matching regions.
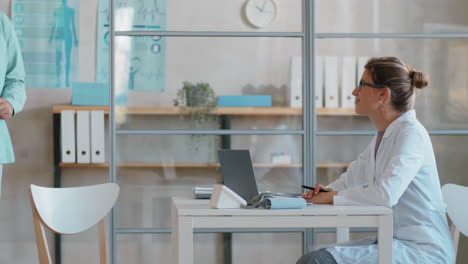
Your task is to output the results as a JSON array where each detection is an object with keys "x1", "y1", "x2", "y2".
[{"x1": 245, "y1": 0, "x2": 278, "y2": 28}]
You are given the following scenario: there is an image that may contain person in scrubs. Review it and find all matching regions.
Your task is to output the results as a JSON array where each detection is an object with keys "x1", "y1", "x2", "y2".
[
  {"x1": 0, "y1": 11, "x2": 27, "y2": 197},
  {"x1": 297, "y1": 57, "x2": 454, "y2": 264}
]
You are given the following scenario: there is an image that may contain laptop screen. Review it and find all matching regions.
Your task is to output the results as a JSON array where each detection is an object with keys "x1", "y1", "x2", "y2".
[{"x1": 218, "y1": 149, "x2": 259, "y2": 202}]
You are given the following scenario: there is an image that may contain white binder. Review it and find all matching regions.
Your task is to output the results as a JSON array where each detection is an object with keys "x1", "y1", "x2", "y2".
[
  {"x1": 289, "y1": 56, "x2": 302, "y2": 107},
  {"x1": 90, "y1": 110, "x2": 105, "y2": 163},
  {"x1": 357, "y1": 56, "x2": 370, "y2": 82},
  {"x1": 76, "y1": 110, "x2": 91, "y2": 163},
  {"x1": 315, "y1": 56, "x2": 324, "y2": 108},
  {"x1": 341, "y1": 56, "x2": 357, "y2": 108},
  {"x1": 324, "y1": 56, "x2": 339, "y2": 108},
  {"x1": 60, "y1": 110, "x2": 76, "y2": 163}
]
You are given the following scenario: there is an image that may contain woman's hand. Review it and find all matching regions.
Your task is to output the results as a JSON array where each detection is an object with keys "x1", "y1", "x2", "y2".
[
  {"x1": 301, "y1": 184, "x2": 337, "y2": 204},
  {"x1": 0, "y1": 98, "x2": 13, "y2": 120}
]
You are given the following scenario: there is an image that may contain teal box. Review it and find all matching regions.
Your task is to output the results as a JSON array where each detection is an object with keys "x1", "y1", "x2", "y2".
[
  {"x1": 72, "y1": 82, "x2": 109, "y2": 106},
  {"x1": 217, "y1": 95, "x2": 272, "y2": 107}
]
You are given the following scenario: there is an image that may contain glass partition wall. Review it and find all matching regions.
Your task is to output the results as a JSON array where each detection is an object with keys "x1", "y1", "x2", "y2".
[
  {"x1": 108, "y1": 0, "x2": 468, "y2": 263},
  {"x1": 314, "y1": 1, "x2": 468, "y2": 263},
  {"x1": 110, "y1": 0, "x2": 307, "y2": 263}
]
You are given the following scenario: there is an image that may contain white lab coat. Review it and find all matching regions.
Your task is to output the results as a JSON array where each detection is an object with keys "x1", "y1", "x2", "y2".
[{"x1": 324, "y1": 110, "x2": 455, "y2": 264}]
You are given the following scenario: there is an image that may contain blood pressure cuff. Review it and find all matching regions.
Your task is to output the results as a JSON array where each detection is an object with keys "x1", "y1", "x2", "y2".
[{"x1": 262, "y1": 197, "x2": 307, "y2": 209}]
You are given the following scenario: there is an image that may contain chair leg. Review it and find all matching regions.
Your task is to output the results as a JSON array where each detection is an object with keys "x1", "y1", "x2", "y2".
[
  {"x1": 451, "y1": 223, "x2": 460, "y2": 257},
  {"x1": 29, "y1": 191, "x2": 52, "y2": 264},
  {"x1": 99, "y1": 219, "x2": 108, "y2": 264}
]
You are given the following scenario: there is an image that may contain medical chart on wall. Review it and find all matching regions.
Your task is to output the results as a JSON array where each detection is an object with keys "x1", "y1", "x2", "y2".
[
  {"x1": 96, "y1": 0, "x2": 167, "y2": 92},
  {"x1": 12, "y1": 0, "x2": 80, "y2": 88}
]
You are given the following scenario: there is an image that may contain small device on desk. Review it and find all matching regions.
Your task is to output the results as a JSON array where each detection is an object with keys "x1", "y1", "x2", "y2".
[
  {"x1": 209, "y1": 184, "x2": 247, "y2": 209},
  {"x1": 192, "y1": 187, "x2": 213, "y2": 199}
]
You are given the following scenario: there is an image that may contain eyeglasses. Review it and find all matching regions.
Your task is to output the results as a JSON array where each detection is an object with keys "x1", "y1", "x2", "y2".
[
  {"x1": 358, "y1": 80, "x2": 386, "y2": 90},
  {"x1": 358, "y1": 80, "x2": 396, "y2": 97}
]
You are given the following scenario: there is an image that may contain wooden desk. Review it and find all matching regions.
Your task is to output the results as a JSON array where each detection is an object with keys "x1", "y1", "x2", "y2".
[{"x1": 171, "y1": 198, "x2": 393, "y2": 264}]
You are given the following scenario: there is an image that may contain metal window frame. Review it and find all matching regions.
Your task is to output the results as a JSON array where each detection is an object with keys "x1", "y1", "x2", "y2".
[
  {"x1": 107, "y1": 0, "x2": 468, "y2": 263},
  {"x1": 108, "y1": 1, "x2": 312, "y2": 262}
]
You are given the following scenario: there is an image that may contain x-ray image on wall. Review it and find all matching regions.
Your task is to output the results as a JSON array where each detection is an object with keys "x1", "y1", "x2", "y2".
[
  {"x1": 12, "y1": 0, "x2": 80, "y2": 88},
  {"x1": 97, "y1": 0, "x2": 166, "y2": 92}
]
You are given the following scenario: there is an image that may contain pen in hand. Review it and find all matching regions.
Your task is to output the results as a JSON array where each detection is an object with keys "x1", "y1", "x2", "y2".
[{"x1": 301, "y1": 185, "x2": 330, "y2": 193}]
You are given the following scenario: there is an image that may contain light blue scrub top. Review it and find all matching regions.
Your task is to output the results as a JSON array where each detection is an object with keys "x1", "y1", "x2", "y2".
[{"x1": 0, "y1": 11, "x2": 27, "y2": 164}]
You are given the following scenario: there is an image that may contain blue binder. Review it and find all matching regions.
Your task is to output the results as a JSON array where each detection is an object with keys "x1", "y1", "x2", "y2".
[
  {"x1": 72, "y1": 82, "x2": 127, "y2": 106},
  {"x1": 217, "y1": 95, "x2": 272, "y2": 107},
  {"x1": 72, "y1": 82, "x2": 109, "y2": 106}
]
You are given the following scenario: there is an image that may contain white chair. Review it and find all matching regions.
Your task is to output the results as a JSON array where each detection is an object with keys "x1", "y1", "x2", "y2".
[
  {"x1": 29, "y1": 183, "x2": 119, "y2": 264},
  {"x1": 442, "y1": 183, "x2": 468, "y2": 257}
]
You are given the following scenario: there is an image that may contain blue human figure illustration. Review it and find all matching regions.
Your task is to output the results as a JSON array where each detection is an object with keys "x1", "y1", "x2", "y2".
[
  {"x1": 128, "y1": 57, "x2": 141, "y2": 90},
  {"x1": 49, "y1": 0, "x2": 78, "y2": 88}
]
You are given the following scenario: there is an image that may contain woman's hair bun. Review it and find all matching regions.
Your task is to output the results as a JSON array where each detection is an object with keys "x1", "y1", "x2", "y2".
[{"x1": 410, "y1": 70, "x2": 429, "y2": 89}]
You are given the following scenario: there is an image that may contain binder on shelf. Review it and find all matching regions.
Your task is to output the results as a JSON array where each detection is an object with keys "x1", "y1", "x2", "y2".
[
  {"x1": 217, "y1": 95, "x2": 272, "y2": 107},
  {"x1": 60, "y1": 110, "x2": 76, "y2": 163},
  {"x1": 324, "y1": 56, "x2": 339, "y2": 108},
  {"x1": 72, "y1": 82, "x2": 109, "y2": 106},
  {"x1": 357, "y1": 56, "x2": 370, "y2": 82},
  {"x1": 315, "y1": 56, "x2": 324, "y2": 108},
  {"x1": 289, "y1": 56, "x2": 302, "y2": 107},
  {"x1": 90, "y1": 110, "x2": 105, "y2": 163},
  {"x1": 341, "y1": 56, "x2": 357, "y2": 108},
  {"x1": 76, "y1": 110, "x2": 91, "y2": 163}
]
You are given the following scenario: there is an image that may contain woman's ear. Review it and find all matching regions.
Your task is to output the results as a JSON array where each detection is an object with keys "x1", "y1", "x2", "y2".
[{"x1": 379, "y1": 87, "x2": 391, "y2": 102}]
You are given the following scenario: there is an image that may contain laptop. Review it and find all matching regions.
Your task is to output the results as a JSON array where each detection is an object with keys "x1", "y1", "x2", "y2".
[{"x1": 218, "y1": 149, "x2": 259, "y2": 203}]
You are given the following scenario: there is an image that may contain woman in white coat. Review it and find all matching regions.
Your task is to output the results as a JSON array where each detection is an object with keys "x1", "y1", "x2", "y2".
[{"x1": 297, "y1": 57, "x2": 455, "y2": 264}]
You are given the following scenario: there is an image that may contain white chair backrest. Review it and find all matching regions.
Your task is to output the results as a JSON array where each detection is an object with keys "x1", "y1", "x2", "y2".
[
  {"x1": 30, "y1": 183, "x2": 119, "y2": 234},
  {"x1": 442, "y1": 184, "x2": 468, "y2": 237}
]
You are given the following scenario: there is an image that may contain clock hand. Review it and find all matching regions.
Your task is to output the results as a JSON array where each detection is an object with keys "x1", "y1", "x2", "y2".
[
  {"x1": 261, "y1": 0, "x2": 267, "y2": 11},
  {"x1": 256, "y1": 5, "x2": 264, "y2": 12}
]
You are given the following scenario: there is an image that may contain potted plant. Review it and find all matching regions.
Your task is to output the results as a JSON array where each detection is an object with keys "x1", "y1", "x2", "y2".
[
  {"x1": 173, "y1": 81, "x2": 218, "y2": 128},
  {"x1": 173, "y1": 81, "x2": 219, "y2": 151}
]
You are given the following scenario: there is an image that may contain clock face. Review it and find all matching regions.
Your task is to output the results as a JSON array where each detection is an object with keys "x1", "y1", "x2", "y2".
[{"x1": 245, "y1": 0, "x2": 278, "y2": 28}]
